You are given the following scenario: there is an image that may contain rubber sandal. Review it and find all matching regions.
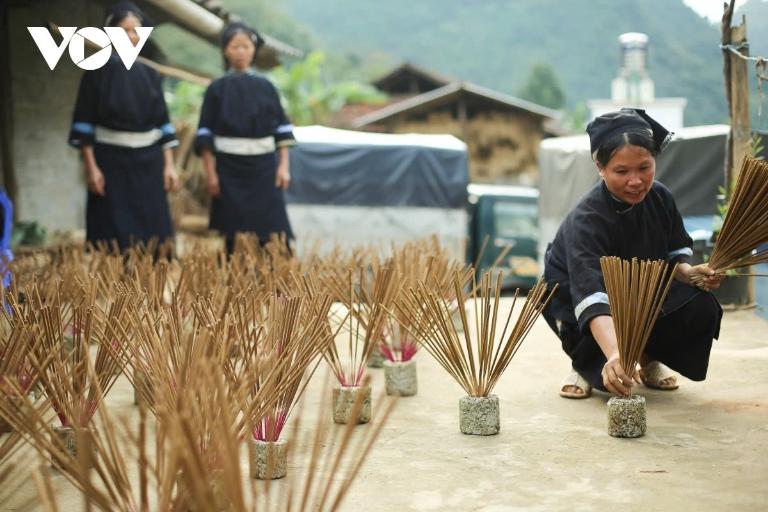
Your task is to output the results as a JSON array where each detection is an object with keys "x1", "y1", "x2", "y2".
[
  {"x1": 559, "y1": 369, "x2": 592, "y2": 399},
  {"x1": 640, "y1": 361, "x2": 679, "y2": 390}
]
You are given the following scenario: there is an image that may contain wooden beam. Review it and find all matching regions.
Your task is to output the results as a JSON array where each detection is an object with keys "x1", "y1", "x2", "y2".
[
  {"x1": 729, "y1": 17, "x2": 751, "y2": 188},
  {"x1": 721, "y1": 1, "x2": 755, "y2": 304},
  {"x1": 721, "y1": 0, "x2": 735, "y2": 191},
  {"x1": 47, "y1": 22, "x2": 212, "y2": 85},
  {"x1": 136, "y1": 57, "x2": 210, "y2": 86}
]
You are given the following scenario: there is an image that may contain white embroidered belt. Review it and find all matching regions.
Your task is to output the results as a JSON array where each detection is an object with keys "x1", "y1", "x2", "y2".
[
  {"x1": 214, "y1": 136, "x2": 275, "y2": 155},
  {"x1": 95, "y1": 126, "x2": 162, "y2": 148}
]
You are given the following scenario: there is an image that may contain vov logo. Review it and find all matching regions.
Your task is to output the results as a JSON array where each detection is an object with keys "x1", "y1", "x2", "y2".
[{"x1": 27, "y1": 26, "x2": 153, "y2": 71}]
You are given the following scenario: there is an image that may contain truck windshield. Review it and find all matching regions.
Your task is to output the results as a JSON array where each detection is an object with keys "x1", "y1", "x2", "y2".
[{"x1": 493, "y1": 201, "x2": 538, "y2": 239}]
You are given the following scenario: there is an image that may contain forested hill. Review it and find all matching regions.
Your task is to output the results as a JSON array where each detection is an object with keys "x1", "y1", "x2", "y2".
[
  {"x1": 276, "y1": 0, "x2": 734, "y2": 125},
  {"x1": 738, "y1": 0, "x2": 768, "y2": 56}
]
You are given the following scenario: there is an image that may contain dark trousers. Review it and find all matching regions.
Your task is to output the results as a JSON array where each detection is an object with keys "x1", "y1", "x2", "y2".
[{"x1": 548, "y1": 292, "x2": 722, "y2": 390}]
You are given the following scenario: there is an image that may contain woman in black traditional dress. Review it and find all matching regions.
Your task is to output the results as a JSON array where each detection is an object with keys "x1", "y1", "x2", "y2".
[
  {"x1": 543, "y1": 109, "x2": 724, "y2": 399},
  {"x1": 68, "y1": 2, "x2": 178, "y2": 251},
  {"x1": 194, "y1": 23, "x2": 295, "y2": 254}
]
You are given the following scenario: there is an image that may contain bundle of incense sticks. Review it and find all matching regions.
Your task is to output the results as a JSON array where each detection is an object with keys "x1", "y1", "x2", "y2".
[
  {"x1": 240, "y1": 292, "x2": 337, "y2": 443},
  {"x1": 2, "y1": 281, "x2": 131, "y2": 433},
  {"x1": 380, "y1": 239, "x2": 471, "y2": 363},
  {"x1": 21, "y1": 365, "x2": 395, "y2": 512},
  {"x1": 600, "y1": 257, "x2": 678, "y2": 381},
  {"x1": 396, "y1": 270, "x2": 556, "y2": 397},
  {"x1": 1, "y1": 234, "x2": 469, "y2": 509},
  {"x1": 692, "y1": 155, "x2": 768, "y2": 285},
  {"x1": 323, "y1": 265, "x2": 398, "y2": 387}
]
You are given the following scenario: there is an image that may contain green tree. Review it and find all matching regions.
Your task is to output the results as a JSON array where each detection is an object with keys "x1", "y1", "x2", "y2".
[
  {"x1": 564, "y1": 102, "x2": 589, "y2": 134},
  {"x1": 269, "y1": 51, "x2": 387, "y2": 125},
  {"x1": 167, "y1": 81, "x2": 206, "y2": 125},
  {"x1": 517, "y1": 63, "x2": 566, "y2": 110}
]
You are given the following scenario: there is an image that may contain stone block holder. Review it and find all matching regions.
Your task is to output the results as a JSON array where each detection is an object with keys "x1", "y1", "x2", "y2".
[
  {"x1": 250, "y1": 438, "x2": 288, "y2": 480},
  {"x1": 459, "y1": 395, "x2": 500, "y2": 435},
  {"x1": 607, "y1": 395, "x2": 646, "y2": 438},
  {"x1": 383, "y1": 359, "x2": 417, "y2": 397},
  {"x1": 332, "y1": 385, "x2": 372, "y2": 424}
]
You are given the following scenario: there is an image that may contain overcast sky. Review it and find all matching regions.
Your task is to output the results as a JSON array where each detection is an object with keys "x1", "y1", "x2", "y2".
[{"x1": 682, "y1": 0, "x2": 753, "y2": 22}]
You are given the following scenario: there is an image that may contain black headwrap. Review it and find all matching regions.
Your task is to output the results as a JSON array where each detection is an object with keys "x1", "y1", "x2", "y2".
[
  {"x1": 105, "y1": 1, "x2": 147, "y2": 27},
  {"x1": 586, "y1": 108, "x2": 673, "y2": 155},
  {"x1": 220, "y1": 22, "x2": 264, "y2": 52}
]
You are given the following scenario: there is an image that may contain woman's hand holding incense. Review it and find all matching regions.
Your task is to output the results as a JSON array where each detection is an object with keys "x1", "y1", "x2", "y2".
[
  {"x1": 590, "y1": 315, "x2": 638, "y2": 397},
  {"x1": 602, "y1": 354, "x2": 637, "y2": 397},
  {"x1": 678, "y1": 263, "x2": 724, "y2": 291}
]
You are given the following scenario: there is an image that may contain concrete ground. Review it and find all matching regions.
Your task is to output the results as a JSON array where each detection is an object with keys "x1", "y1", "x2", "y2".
[{"x1": 1, "y1": 304, "x2": 767, "y2": 511}]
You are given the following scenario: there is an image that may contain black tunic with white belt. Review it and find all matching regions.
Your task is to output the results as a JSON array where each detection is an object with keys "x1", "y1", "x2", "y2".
[
  {"x1": 543, "y1": 180, "x2": 721, "y2": 386},
  {"x1": 194, "y1": 70, "x2": 295, "y2": 243},
  {"x1": 69, "y1": 55, "x2": 177, "y2": 250}
]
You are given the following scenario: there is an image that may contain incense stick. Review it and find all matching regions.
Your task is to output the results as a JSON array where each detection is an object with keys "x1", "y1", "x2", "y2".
[
  {"x1": 693, "y1": 156, "x2": 768, "y2": 285},
  {"x1": 600, "y1": 257, "x2": 678, "y2": 386},
  {"x1": 395, "y1": 270, "x2": 556, "y2": 397}
]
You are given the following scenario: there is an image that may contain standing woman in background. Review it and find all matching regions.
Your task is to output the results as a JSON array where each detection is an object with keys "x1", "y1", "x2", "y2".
[
  {"x1": 68, "y1": 1, "x2": 179, "y2": 251},
  {"x1": 194, "y1": 22, "x2": 296, "y2": 254}
]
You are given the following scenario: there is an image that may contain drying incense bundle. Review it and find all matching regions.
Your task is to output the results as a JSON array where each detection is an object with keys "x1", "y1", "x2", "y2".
[
  {"x1": 117, "y1": 292, "x2": 233, "y2": 414},
  {"x1": 380, "y1": 239, "x2": 469, "y2": 363},
  {"x1": 600, "y1": 257, "x2": 678, "y2": 379},
  {"x1": 396, "y1": 270, "x2": 556, "y2": 397},
  {"x1": 600, "y1": 257, "x2": 678, "y2": 438},
  {"x1": 168, "y1": 370, "x2": 397, "y2": 512},
  {"x1": 0, "y1": 311, "x2": 48, "y2": 469},
  {"x1": 26, "y1": 369, "x2": 395, "y2": 512},
  {"x1": 241, "y1": 292, "x2": 337, "y2": 444},
  {"x1": 693, "y1": 155, "x2": 768, "y2": 284},
  {"x1": 6, "y1": 282, "x2": 132, "y2": 434},
  {"x1": 1, "y1": 374, "x2": 155, "y2": 512},
  {"x1": 323, "y1": 265, "x2": 398, "y2": 387},
  {"x1": 0, "y1": 316, "x2": 41, "y2": 406}
]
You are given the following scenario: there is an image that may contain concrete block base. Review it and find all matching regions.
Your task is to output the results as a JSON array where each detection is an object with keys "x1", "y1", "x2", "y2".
[
  {"x1": 333, "y1": 385, "x2": 372, "y2": 424},
  {"x1": 250, "y1": 438, "x2": 288, "y2": 480},
  {"x1": 459, "y1": 395, "x2": 500, "y2": 435},
  {"x1": 607, "y1": 395, "x2": 646, "y2": 438},
  {"x1": 383, "y1": 359, "x2": 417, "y2": 396}
]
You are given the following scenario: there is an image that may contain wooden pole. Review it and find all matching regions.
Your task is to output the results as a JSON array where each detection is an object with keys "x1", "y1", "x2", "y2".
[
  {"x1": 721, "y1": 2, "x2": 754, "y2": 303},
  {"x1": 721, "y1": 0, "x2": 735, "y2": 190},
  {"x1": 729, "y1": 20, "x2": 754, "y2": 304},
  {"x1": 729, "y1": 18, "x2": 751, "y2": 189},
  {"x1": 721, "y1": 1, "x2": 751, "y2": 191}
]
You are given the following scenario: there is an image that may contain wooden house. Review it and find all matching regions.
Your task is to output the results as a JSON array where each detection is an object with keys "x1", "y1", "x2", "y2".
[{"x1": 345, "y1": 63, "x2": 562, "y2": 185}]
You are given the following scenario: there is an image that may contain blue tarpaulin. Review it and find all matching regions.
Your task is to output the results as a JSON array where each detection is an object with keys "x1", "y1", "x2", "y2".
[{"x1": 287, "y1": 126, "x2": 469, "y2": 209}]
